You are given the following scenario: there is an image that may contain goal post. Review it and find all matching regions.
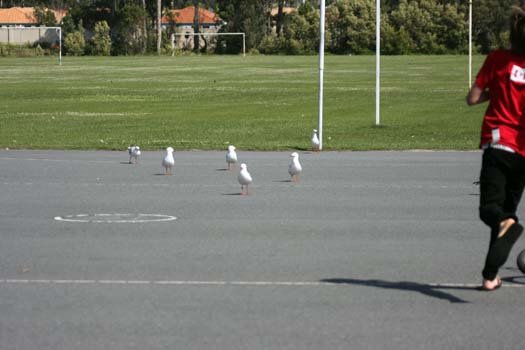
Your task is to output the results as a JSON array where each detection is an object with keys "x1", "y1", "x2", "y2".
[
  {"x1": 0, "y1": 26, "x2": 62, "y2": 65},
  {"x1": 170, "y1": 32, "x2": 245, "y2": 56}
]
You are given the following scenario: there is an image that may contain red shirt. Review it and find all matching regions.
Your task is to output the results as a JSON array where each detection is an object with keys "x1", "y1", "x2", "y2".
[{"x1": 476, "y1": 49, "x2": 525, "y2": 156}]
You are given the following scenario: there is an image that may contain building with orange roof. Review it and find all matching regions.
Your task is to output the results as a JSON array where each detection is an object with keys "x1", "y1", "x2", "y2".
[
  {"x1": 161, "y1": 6, "x2": 222, "y2": 27},
  {"x1": 161, "y1": 6, "x2": 224, "y2": 51},
  {"x1": 0, "y1": 7, "x2": 66, "y2": 26},
  {"x1": 0, "y1": 7, "x2": 65, "y2": 46}
]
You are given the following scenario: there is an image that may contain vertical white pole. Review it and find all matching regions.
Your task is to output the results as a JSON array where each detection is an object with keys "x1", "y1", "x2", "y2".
[
  {"x1": 58, "y1": 27, "x2": 62, "y2": 66},
  {"x1": 469, "y1": 0, "x2": 472, "y2": 88},
  {"x1": 243, "y1": 33, "x2": 246, "y2": 57},
  {"x1": 375, "y1": 0, "x2": 380, "y2": 126},
  {"x1": 318, "y1": 0, "x2": 325, "y2": 150}
]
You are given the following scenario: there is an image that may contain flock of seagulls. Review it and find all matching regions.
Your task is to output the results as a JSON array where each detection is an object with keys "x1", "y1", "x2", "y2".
[{"x1": 127, "y1": 129, "x2": 321, "y2": 195}]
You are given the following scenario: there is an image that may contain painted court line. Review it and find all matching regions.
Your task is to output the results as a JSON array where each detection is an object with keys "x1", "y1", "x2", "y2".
[
  {"x1": 0, "y1": 279, "x2": 524, "y2": 288},
  {"x1": 0, "y1": 157, "x2": 115, "y2": 164}
]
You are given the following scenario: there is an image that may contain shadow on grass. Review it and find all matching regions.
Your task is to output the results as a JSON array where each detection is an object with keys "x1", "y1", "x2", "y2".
[{"x1": 320, "y1": 278, "x2": 470, "y2": 304}]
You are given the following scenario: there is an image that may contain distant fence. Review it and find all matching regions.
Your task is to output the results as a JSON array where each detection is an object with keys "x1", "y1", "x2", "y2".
[{"x1": 0, "y1": 27, "x2": 60, "y2": 46}]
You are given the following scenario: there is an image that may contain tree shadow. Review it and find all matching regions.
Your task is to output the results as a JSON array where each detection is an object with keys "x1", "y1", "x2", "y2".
[{"x1": 320, "y1": 278, "x2": 471, "y2": 304}]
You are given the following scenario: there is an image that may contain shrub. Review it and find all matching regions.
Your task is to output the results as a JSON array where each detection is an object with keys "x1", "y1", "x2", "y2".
[
  {"x1": 64, "y1": 31, "x2": 86, "y2": 56},
  {"x1": 91, "y1": 21, "x2": 112, "y2": 56}
]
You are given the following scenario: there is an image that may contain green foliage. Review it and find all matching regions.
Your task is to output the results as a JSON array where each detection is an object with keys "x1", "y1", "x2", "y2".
[
  {"x1": 216, "y1": 0, "x2": 269, "y2": 54},
  {"x1": 91, "y1": 21, "x2": 112, "y2": 56},
  {"x1": 0, "y1": 43, "x2": 48, "y2": 57},
  {"x1": 113, "y1": 3, "x2": 147, "y2": 55},
  {"x1": 33, "y1": 6, "x2": 57, "y2": 26},
  {"x1": 473, "y1": 0, "x2": 515, "y2": 53},
  {"x1": 284, "y1": 5, "x2": 320, "y2": 54},
  {"x1": 61, "y1": 12, "x2": 77, "y2": 36},
  {"x1": 326, "y1": 0, "x2": 376, "y2": 54},
  {"x1": 64, "y1": 31, "x2": 86, "y2": 56}
]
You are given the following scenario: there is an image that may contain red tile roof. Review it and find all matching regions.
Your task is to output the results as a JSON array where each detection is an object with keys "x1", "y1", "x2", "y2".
[
  {"x1": 0, "y1": 7, "x2": 66, "y2": 25},
  {"x1": 162, "y1": 6, "x2": 221, "y2": 25}
]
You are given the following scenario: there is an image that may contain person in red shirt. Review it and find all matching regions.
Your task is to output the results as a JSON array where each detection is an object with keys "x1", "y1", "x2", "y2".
[{"x1": 467, "y1": 5, "x2": 525, "y2": 291}]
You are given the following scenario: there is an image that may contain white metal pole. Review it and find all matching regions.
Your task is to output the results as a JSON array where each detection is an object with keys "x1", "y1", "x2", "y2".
[
  {"x1": 318, "y1": 0, "x2": 325, "y2": 150},
  {"x1": 375, "y1": 0, "x2": 381, "y2": 126},
  {"x1": 469, "y1": 0, "x2": 472, "y2": 87},
  {"x1": 242, "y1": 33, "x2": 245, "y2": 57},
  {"x1": 58, "y1": 27, "x2": 62, "y2": 66}
]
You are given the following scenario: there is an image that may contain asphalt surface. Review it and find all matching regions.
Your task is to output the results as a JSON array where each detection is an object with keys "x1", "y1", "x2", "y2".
[{"x1": 1, "y1": 149, "x2": 524, "y2": 350}]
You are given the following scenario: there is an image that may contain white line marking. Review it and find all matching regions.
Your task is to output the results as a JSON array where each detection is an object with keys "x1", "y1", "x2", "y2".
[
  {"x1": 0, "y1": 279, "x2": 524, "y2": 288},
  {"x1": 0, "y1": 157, "x2": 115, "y2": 164},
  {"x1": 54, "y1": 213, "x2": 177, "y2": 223}
]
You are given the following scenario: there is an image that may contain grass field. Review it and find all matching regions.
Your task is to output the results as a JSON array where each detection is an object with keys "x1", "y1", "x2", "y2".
[{"x1": 0, "y1": 55, "x2": 486, "y2": 151}]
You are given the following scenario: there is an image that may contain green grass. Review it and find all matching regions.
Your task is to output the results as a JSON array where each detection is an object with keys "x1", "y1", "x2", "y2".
[{"x1": 0, "y1": 55, "x2": 486, "y2": 151}]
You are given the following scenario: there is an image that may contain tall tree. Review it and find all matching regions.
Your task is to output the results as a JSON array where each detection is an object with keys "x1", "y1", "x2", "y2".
[
  {"x1": 276, "y1": 0, "x2": 285, "y2": 37},
  {"x1": 143, "y1": 0, "x2": 148, "y2": 54},
  {"x1": 157, "y1": 0, "x2": 162, "y2": 54},
  {"x1": 193, "y1": 0, "x2": 200, "y2": 53}
]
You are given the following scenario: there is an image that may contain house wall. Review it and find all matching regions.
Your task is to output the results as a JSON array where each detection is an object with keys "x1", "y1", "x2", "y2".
[
  {"x1": 163, "y1": 25, "x2": 221, "y2": 50},
  {"x1": 0, "y1": 27, "x2": 60, "y2": 45}
]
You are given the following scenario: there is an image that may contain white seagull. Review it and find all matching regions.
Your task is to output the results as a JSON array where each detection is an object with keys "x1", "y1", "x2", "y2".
[
  {"x1": 288, "y1": 152, "x2": 302, "y2": 182},
  {"x1": 128, "y1": 145, "x2": 141, "y2": 164},
  {"x1": 311, "y1": 129, "x2": 320, "y2": 152},
  {"x1": 226, "y1": 145, "x2": 238, "y2": 170},
  {"x1": 162, "y1": 147, "x2": 175, "y2": 175},
  {"x1": 238, "y1": 163, "x2": 253, "y2": 195}
]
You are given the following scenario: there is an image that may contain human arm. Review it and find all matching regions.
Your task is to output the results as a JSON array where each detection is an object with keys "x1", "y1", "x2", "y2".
[{"x1": 466, "y1": 84, "x2": 490, "y2": 106}]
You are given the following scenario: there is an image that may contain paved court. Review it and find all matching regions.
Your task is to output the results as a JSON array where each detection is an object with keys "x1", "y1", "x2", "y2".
[{"x1": 0, "y1": 150, "x2": 524, "y2": 350}]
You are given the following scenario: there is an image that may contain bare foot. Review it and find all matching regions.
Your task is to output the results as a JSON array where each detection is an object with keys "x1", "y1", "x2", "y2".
[
  {"x1": 498, "y1": 218, "x2": 516, "y2": 238},
  {"x1": 481, "y1": 276, "x2": 502, "y2": 291}
]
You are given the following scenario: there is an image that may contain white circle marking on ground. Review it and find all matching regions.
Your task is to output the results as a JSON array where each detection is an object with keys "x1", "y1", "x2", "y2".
[{"x1": 54, "y1": 213, "x2": 177, "y2": 223}]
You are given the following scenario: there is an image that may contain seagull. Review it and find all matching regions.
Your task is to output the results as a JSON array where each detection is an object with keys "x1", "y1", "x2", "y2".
[
  {"x1": 128, "y1": 145, "x2": 141, "y2": 164},
  {"x1": 226, "y1": 145, "x2": 238, "y2": 170},
  {"x1": 238, "y1": 163, "x2": 253, "y2": 195},
  {"x1": 288, "y1": 152, "x2": 302, "y2": 182},
  {"x1": 311, "y1": 129, "x2": 320, "y2": 152},
  {"x1": 162, "y1": 147, "x2": 175, "y2": 175}
]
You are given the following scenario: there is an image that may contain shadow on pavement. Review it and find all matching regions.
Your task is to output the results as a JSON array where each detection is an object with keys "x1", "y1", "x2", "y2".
[{"x1": 320, "y1": 278, "x2": 472, "y2": 304}]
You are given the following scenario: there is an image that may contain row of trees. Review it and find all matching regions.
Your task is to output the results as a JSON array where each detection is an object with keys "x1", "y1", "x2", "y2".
[{"x1": 1, "y1": 0, "x2": 522, "y2": 55}]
